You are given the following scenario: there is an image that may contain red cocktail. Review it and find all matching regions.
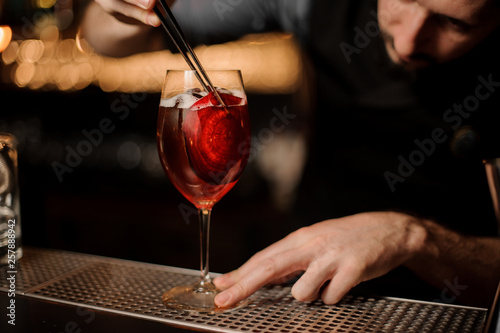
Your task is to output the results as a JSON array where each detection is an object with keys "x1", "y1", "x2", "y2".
[
  {"x1": 158, "y1": 90, "x2": 250, "y2": 209},
  {"x1": 157, "y1": 70, "x2": 251, "y2": 312}
]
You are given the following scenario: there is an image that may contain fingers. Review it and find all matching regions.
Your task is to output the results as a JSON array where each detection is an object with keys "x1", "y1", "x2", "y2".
[
  {"x1": 216, "y1": 213, "x2": 412, "y2": 308},
  {"x1": 213, "y1": 271, "x2": 237, "y2": 290},
  {"x1": 291, "y1": 258, "x2": 363, "y2": 304},
  {"x1": 213, "y1": 222, "x2": 373, "y2": 307},
  {"x1": 291, "y1": 263, "x2": 333, "y2": 302},
  {"x1": 127, "y1": 0, "x2": 154, "y2": 10},
  {"x1": 320, "y1": 263, "x2": 362, "y2": 304},
  {"x1": 214, "y1": 227, "x2": 337, "y2": 307},
  {"x1": 217, "y1": 257, "x2": 361, "y2": 307},
  {"x1": 214, "y1": 230, "x2": 310, "y2": 290},
  {"x1": 214, "y1": 249, "x2": 308, "y2": 308},
  {"x1": 96, "y1": 0, "x2": 160, "y2": 26},
  {"x1": 218, "y1": 270, "x2": 302, "y2": 289},
  {"x1": 267, "y1": 270, "x2": 303, "y2": 286}
]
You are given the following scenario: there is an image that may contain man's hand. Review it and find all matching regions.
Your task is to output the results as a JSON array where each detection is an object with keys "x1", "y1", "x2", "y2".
[
  {"x1": 81, "y1": 0, "x2": 176, "y2": 56},
  {"x1": 213, "y1": 212, "x2": 428, "y2": 307},
  {"x1": 93, "y1": 0, "x2": 175, "y2": 27}
]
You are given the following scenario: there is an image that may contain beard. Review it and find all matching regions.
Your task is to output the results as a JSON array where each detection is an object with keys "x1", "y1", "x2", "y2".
[{"x1": 379, "y1": 29, "x2": 438, "y2": 71}]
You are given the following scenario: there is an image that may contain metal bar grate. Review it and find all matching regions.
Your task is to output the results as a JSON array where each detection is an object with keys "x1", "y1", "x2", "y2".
[{"x1": 1, "y1": 248, "x2": 487, "y2": 332}]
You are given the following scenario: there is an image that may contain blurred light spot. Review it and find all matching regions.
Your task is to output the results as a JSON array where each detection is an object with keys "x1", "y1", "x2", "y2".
[
  {"x1": 39, "y1": 60, "x2": 60, "y2": 87},
  {"x1": 18, "y1": 40, "x2": 45, "y2": 63},
  {"x1": 37, "y1": 0, "x2": 57, "y2": 8},
  {"x1": 117, "y1": 141, "x2": 142, "y2": 169},
  {"x1": 56, "y1": 63, "x2": 79, "y2": 90},
  {"x1": 56, "y1": 9, "x2": 74, "y2": 30},
  {"x1": 56, "y1": 39, "x2": 76, "y2": 62},
  {"x1": 99, "y1": 61, "x2": 123, "y2": 92},
  {"x1": 2, "y1": 41, "x2": 18, "y2": 65},
  {"x1": 40, "y1": 25, "x2": 59, "y2": 43},
  {"x1": 28, "y1": 64, "x2": 45, "y2": 90},
  {"x1": 0, "y1": 26, "x2": 13, "y2": 53},
  {"x1": 75, "y1": 32, "x2": 94, "y2": 54},
  {"x1": 141, "y1": 143, "x2": 164, "y2": 177},
  {"x1": 3, "y1": 32, "x2": 302, "y2": 93},
  {"x1": 74, "y1": 62, "x2": 94, "y2": 90},
  {"x1": 14, "y1": 63, "x2": 35, "y2": 87}
]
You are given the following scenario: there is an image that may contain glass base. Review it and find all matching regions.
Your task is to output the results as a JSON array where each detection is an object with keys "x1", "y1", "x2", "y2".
[{"x1": 162, "y1": 282, "x2": 249, "y2": 313}]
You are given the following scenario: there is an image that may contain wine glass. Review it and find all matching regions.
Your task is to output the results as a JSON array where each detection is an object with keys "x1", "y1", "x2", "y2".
[{"x1": 157, "y1": 70, "x2": 251, "y2": 312}]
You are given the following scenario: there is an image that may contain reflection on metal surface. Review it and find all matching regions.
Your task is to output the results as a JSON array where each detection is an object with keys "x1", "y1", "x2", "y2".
[{"x1": 0, "y1": 248, "x2": 487, "y2": 332}]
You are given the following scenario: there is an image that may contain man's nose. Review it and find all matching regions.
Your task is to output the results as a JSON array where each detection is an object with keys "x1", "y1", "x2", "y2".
[{"x1": 393, "y1": 7, "x2": 430, "y2": 58}]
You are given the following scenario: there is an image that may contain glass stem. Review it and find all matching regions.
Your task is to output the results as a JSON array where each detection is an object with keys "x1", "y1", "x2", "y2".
[{"x1": 199, "y1": 208, "x2": 212, "y2": 285}]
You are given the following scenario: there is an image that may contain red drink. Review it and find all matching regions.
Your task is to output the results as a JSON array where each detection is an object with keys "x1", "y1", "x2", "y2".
[{"x1": 157, "y1": 90, "x2": 251, "y2": 209}]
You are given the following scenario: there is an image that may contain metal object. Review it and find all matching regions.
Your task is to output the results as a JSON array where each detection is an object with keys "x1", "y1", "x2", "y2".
[
  {"x1": 0, "y1": 133, "x2": 22, "y2": 265},
  {"x1": 483, "y1": 282, "x2": 500, "y2": 333},
  {"x1": 484, "y1": 158, "x2": 500, "y2": 235},
  {"x1": 153, "y1": 0, "x2": 227, "y2": 109},
  {"x1": 1, "y1": 248, "x2": 487, "y2": 332}
]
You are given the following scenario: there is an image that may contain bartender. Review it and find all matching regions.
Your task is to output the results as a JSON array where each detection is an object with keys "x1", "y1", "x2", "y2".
[{"x1": 80, "y1": 0, "x2": 500, "y2": 308}]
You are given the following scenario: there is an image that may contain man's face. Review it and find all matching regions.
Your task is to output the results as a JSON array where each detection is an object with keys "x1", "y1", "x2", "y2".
[{"x1": 378, "y1": 0, "x2": 500, "y2": 70}]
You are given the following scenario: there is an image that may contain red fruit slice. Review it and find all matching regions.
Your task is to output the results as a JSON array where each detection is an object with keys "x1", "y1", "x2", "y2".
[
  {"x1": 190, "y1": 91, "x2": 244, "y2": 110},
  {"x1": 183, "y1": 92, "x2": 249, "y2": 184}
]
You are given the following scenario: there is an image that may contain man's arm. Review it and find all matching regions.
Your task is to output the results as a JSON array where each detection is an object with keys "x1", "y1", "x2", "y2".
[
  {"x1": 213, "y1": 212, "x2": 500, "y2": 308},
  {"x1": 406, "y1": 219, "x2": 500, "y2": 306},
  {"x1": 80, "y1": 0, "x2": 309, "y2": 57}
]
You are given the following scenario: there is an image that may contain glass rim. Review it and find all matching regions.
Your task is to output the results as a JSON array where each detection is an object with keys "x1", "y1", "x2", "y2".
[
  {"x1": 165, "y1": 69, "x2": 242, "y2": 74},
  {"x1": 161, "y1": 69, "x2": 246, "y2": 99}
]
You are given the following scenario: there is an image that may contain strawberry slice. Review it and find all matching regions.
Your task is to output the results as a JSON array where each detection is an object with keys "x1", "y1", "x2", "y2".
[
  {"x1": 183, "y1": 92, "x2": 249, "y2": 185},
  {"x1": 190, "y1": 91, "x2": 244, "y2": 110}
]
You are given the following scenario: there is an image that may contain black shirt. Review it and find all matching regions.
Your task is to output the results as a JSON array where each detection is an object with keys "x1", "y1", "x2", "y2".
[{"x1": 299, "y1": 0, "x2": 500, "y2": 237}]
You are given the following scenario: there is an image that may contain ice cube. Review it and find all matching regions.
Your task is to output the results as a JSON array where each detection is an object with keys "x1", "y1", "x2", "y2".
[{"x1": 160, "y1": 90, "x2": 208, "y2": 109}]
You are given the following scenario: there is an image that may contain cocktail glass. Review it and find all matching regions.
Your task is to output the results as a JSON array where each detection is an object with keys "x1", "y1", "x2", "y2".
[{"x1": 157, "y1": 69, "x2": 251, "y2": 312}]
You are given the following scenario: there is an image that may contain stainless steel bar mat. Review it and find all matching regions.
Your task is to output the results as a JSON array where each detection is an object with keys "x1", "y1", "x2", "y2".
[{"x1": 1, "y1": 248, "x2": 487, "y2": 332}]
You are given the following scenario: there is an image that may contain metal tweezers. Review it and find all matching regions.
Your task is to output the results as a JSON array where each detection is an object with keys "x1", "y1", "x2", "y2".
[{"x1": 153, "y1": 0, "x2": 226, "y2": 107}]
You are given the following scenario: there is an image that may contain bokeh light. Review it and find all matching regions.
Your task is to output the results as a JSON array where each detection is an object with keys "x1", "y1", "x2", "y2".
[
  {"x1": 1, "y1": 32, "x2": 302, "y2": 94},
  {"x1": 18, "y1": 40, "x2": 45, "y2": 63},
  {"x1": 0, "y1": 26, "x2": 13, "y2": 53},
  {"x1": 14, "y1": 62, "x2": 35, "y2": 87},
  {"x1": 2, "y1": 41, "x2": 18, "y2": 65},
  {"x1": 36, "y1": 0, "x2": 57, "y2": 9}
]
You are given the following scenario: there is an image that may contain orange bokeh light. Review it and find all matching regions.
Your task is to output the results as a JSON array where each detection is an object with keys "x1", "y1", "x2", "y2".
[
  {"x1": 0, "y1": 26, "x2": 13, "y2": 53},
  {"x1": 1, "y1": 32, "x2": 302, "y2": 93}
]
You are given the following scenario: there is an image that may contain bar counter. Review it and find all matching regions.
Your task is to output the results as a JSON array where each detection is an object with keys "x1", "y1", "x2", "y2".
[{"x1": 0, "y1": 247, "x2": 491, "y2": 332}]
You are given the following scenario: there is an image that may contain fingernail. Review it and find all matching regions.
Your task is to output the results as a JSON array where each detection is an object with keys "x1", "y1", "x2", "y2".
[
  {"x1": 215, "y1": 292, "x2": 231, "y2": 307},
  {"x1": 138, "y1": 0, "x2": 150, "y2": 9}
]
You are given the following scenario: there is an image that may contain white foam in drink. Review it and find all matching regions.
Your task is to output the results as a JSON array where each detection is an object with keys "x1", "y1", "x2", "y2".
[{"x1": 160, "y1": 88, "x2": 245, "y2": 109}]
